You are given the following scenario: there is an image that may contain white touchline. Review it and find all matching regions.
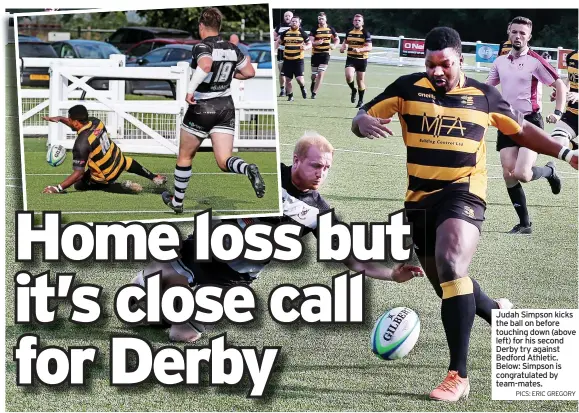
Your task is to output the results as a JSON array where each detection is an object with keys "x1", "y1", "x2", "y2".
[{"x1": 279, "y1": 144, "x2": 579, "y2": 176}]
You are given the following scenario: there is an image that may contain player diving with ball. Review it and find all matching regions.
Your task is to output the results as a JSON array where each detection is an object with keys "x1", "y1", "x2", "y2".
[
  {"x1": 42, "y1": 104, "x2": 166, "y2": 194},
  {"x1": 131, "y1": 132, "x2": 425, "y2": 343}
]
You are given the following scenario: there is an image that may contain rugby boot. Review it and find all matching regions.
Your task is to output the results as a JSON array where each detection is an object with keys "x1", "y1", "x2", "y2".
[
  {"x1": 430, "y1": 370, "x2": 470, "y2": 402},
  {"x1": 508, "y1": 223, "x2": 532, "y2": 234},
  {"x1": 545, "y1": 161, "x2": 561, "y2": 194},
  {"x1": 161, "y1": 191, "x2": 184, "y2": 214},
  {"x1": 247, "y1": 164, "x2": 266, "y2": 198}
]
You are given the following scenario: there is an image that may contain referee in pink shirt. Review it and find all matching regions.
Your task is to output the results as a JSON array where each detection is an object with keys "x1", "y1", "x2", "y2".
[{"x1": 487, "y1": 16, "x2": 567, "y2": 235}]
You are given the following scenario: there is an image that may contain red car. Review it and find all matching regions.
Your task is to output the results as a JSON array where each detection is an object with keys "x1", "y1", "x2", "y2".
[{"x1": 125, "y1": 38, "x2": 200, "y2": 62}]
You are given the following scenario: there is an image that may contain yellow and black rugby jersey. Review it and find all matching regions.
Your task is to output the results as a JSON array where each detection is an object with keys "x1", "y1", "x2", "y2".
[
  {"x1": 566, "y1": 50, "x2": 578, "y2": 115},
  {"x1": 362, "y1": 72, "x2": 524, "y2": 205},
  {"x1": 346, "y1": 27, "x2": 371, "y2": 59},
  {"x1": 499, "y1": 40, "x2": 511, "y2": 56},
  {"x1": 310, "y1": 25, "x2": 338, "y2": 54},
  {"x1": 280, "y1": 28, "x2": 310, "y2": 60},
  {"x1": 72, "y1": 118, "x2": 126, "y2": 183}
]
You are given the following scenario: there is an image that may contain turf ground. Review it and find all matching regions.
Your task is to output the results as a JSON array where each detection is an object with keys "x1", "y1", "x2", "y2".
[
  {"x1": 5, "y1": 46, "x2": 579, "y2": 411},
  {"x1": 22, "y1": 137, "x2": 279, "y2": 223}
]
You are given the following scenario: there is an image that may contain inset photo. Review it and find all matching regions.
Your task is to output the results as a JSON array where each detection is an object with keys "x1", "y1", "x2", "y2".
[{"x1": 14, "y1": 5, "x2": 280, "y2": 223}]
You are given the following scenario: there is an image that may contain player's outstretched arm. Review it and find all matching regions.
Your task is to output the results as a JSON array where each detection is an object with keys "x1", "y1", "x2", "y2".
[
  {"x1": 352, "y1": 109, "x2": 394, "y2": 139},
  {"x1": 42, "y1": 115, "x2": 75, "y2": 129},
  {"x1": 43, "y1": 169, "x2": 84, "y2": 194},
  {"x1": 344, "y1": 257, "x2": 424, "y2": 283},
  {"x1": 510, "y1": 121, "x2": 578, "y2": 169}
]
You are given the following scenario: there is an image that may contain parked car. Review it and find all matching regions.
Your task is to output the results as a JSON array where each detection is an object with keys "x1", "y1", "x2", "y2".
[
  {"x1": 105, "y1": 27, "x2": 191, "y2": 53},
  {"x1": 125, "y1": 38, "x2": 200, "y2": 62},
  {"x1": 17, "y1": 40, "x2": 58, "y2": 87},
  {"x1": 125, "y1": 44, "x2": 194, "y2": 96},
  {"x1": 51, "y1": 40, "x2": 121, "y2": 59},
  {"x1": 248, "y1": 43, "x2": 272, "y2": 69},
  {"x1": 18, "y1": 34, "x2": 43, "y2": 42}
]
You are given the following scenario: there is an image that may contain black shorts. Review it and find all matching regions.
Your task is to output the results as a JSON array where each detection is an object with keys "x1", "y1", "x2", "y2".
[
  {"x1": 311, "y1": 53, "x2": 330, "y2": 68},
  {"x1": 73, "y1": 157, "x2": 130, "y2": 191},
  {"x1": 281, "y1": 59, "x2": 305, "y2": 79},
  {"x1": 174, "y1": 238, "x2": 257, "y2": 287},
  {"x1": 497, "y1": 111, "x2": 543, "y2": 151},
  {"x1": 561, "y1": 111, "x2": 578, "y2": 137},
  {"x1": 181, "y1": 95, "x2": 235, "y2": 139},
  {"x1": 345, "y1": 57, "x2": 368, "y2": 73},
  {"x1": 405, "y1": 190, "x2": 486, "y2": 258},
  {"x1": 74, "y1": 170, "x2": 111, "y2": 191}
]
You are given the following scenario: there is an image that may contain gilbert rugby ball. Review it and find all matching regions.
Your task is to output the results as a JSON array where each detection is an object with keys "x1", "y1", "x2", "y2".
[
  {"x1": 47, "y1": 144, "x2": 66, "y2": 167},
  {"x1": 370, "y1": 307, "x2": 420, "y2": 360}
]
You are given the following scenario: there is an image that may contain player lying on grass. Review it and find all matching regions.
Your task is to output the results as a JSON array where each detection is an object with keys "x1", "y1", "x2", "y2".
[
  {"x1": 42, "y1": 105, "x2": 166, "y2": 194},
  {"x1": 132, "y1": 132, "x2": 425, "y2": 343}
]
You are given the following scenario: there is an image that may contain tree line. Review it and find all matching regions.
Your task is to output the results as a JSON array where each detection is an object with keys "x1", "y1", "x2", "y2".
[
  {"x1": 10, "y1": 6, "x2": 271, "y2": 38},
  {"x1": 272, "y1": 9, "x2": 578, "y2": 49}
]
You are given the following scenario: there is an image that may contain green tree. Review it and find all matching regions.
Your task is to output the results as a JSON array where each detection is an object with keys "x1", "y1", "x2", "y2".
[
  {"x1": 276, "y1": 9, "x2": 577, "y2": 48},
  {"x1": 137, "y1": 5, "x2": 270, "y2": 37}
]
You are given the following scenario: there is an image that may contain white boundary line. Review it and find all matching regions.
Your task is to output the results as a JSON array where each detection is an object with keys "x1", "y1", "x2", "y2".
[{"x1": 279, "y1": 143, "x2": 579, "y2": 175}]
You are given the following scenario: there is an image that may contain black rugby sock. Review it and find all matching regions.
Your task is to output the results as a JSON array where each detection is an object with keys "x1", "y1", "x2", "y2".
[
  {"x1": 347, "y1": 81, "x2": 356, "y2": 91},
  {"x1": 441, "y1": 278, "x2": 475, "y2": 378},
  {"x1": 530, "y1": 165, "x2": 553, "y2": 180},
  {"x1": 507, "y1": 183, "x2": 530, "y2": 226},
  {"x1": 358, "y1": 88, "x2": 365, "y2": 101},
  {"x1": 472, "y1": 278, "x2": 498, "y2": 325},
  {"x1": 127, "y1": 160, "x2": 155, "y2": 180}
]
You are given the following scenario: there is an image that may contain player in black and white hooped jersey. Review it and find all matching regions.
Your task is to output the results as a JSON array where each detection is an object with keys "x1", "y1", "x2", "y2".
[
  {"x1": 162, "y1": 7, "x2": 266, "y2": 214},
  {"x1": 138, "y1": 132, "x2": 425, "y2": 343}
]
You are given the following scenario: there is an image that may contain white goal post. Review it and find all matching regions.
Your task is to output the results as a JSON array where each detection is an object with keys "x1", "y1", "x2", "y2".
[{"x1": 19, "y1": 54, "x2": 277, "y2": 154}]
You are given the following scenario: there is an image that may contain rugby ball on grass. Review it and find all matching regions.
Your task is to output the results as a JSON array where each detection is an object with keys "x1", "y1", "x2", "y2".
[
  {"x1": 370, "y1": 307, "x2": 420, "y2": 360},
  {"x1": 46, "y1": 144, "x2": 66, "y2": 167}
]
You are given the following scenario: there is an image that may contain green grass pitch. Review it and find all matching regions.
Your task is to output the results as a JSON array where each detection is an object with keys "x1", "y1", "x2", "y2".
[
  {"x1": 23, "y1": 137, "x2": 280, "y2": 223},
  {"x1": 5, "y1": 45, "x2": 579, "y2": 411}
]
